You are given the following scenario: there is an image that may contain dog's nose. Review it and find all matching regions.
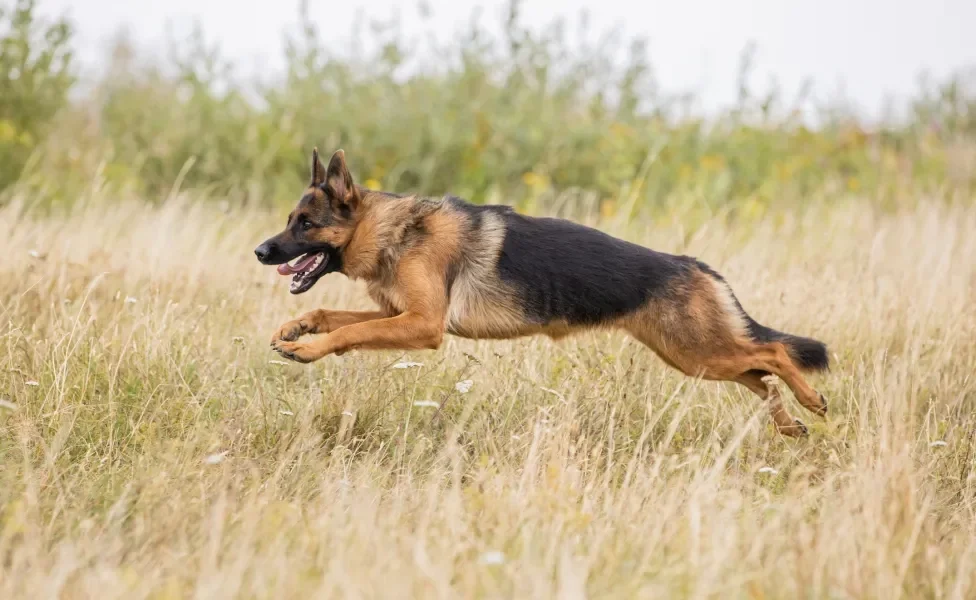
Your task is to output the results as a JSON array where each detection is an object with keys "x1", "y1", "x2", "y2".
[{"x1": 254, "y1": 242, "x2": 273, "y2": 262}]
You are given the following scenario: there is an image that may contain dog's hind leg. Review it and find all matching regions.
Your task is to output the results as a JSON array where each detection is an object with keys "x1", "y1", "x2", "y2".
[
  {"x1": 736, "y1": 341, "x2": 828, "y2": 417},
  {"x1": 622, "y1": 318, "x2": 810, "y2": 436},
  {"x1": 619, "y1": 266, "x2": 824, "y2": 435},
  {"x1": 736, "y1": 370, "x2": 808, "y2": 437}
]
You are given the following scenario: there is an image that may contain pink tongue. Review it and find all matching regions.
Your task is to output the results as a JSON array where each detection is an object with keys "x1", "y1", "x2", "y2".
[{"x1": 277, "y1": 253, "x2": 318, "y2": 275}]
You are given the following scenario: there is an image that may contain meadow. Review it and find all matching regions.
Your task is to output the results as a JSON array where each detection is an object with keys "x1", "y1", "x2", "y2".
[
  {"x1": 2, "y1": 0, "x2": 976, "y2": 598},
  {"x1": 2, "y1": 190, "x2": 976, "y2": 598}
]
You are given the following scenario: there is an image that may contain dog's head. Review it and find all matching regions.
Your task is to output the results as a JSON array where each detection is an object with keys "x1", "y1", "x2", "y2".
[{"x1": 254, "y1": 148, "x2": 361, "y2": 294}]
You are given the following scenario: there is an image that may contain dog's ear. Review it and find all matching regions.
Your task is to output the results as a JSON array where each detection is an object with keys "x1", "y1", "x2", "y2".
[
  {"x1": 311, "y1": 147, "x2": 327, "y2": 187},
  {"x1": 325, "y1": 149, "x2": 359, "y2": 212}
]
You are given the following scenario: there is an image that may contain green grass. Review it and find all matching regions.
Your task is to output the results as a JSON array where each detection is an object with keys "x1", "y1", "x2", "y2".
[{"x1": 2, "y1": 192, "x2": 975, "y2": 598}]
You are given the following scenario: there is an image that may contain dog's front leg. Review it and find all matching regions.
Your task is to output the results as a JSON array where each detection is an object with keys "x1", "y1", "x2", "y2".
[
  {"x1": 271, "y1": 253, "x2": 449, "y2": 364},
  {"x1": 271, "y1": 311, "x2": 444, "y2": 363},
  {"x1": 271, "y1": 309, "x2": 390, "y2": 343}
]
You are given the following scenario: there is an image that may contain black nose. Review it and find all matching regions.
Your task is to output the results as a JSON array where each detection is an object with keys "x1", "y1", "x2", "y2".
[{"x1": 254, "y1": 242, "x2": 274, "y2": 262}]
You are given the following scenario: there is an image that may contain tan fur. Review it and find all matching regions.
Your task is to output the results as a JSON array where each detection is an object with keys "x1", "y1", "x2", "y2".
[
  {"x1": 272, "y1": 309, "x2": 390, "y2": 343},
  {"x1": 736, "y1": 371, "x2": 808, "y2": 436},
  {"x1": 617, "y1": 272, "x2": 741, "y2": 375},
  {"x1": 444, "y1": 209, "x2": 529, "y2": 339},
  {"x1": 342, "y1": 193, "x2": 414, "y2": 280},
  {"x1": 707, "y1": 275, "x2": 750, "y2": 340}
]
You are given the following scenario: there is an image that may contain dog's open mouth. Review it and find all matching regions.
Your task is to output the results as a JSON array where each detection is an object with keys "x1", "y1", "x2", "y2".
[{"x1": 277, "y1": 252, "x2": 330, "y2": 294}]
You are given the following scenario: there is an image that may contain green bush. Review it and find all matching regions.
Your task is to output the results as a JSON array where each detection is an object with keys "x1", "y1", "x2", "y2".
[
  {"x1": 3, "y1": 0, "x2": 976, "y2": 214},
  {"x1": 0, "y1": 0, "x2": 73, "y2": 190}
]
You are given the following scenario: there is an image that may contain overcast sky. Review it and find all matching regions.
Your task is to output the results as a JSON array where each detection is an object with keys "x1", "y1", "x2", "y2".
[{"x1": 36, "y1": 0, "x2": 976, "y2": 119}]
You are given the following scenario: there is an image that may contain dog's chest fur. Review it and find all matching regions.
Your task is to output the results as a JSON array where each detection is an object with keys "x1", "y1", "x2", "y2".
[{"x1": 364, "y1": 206, "x2": 529, "y2": 340}]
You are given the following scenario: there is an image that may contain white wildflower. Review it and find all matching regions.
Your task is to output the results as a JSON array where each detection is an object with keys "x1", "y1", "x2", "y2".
[
  {"x1": 479, "y1": 551, "x2": 505, "y2": 565},
  {"x1": 204, "y1": 451, "x2": 228, "y2": 465},
  {"x1": 455, "y1": 379, "x2": 473, "y2": 394},
  {"x1": 124, "y1": 296, "x2": 137, "y2": 304},
  {"x1": 25, "y1": 380, "x2": 39, "y2": 387},
  {"x1": 392, "y1": 361, "x2": 424, "y2": 369},
  {"x1": 28, "y1": 249, "x2": 41, "y2": 258},
  {"x1": 413, "y1": 400, "x2": 439, "y2": 408},
  {"x1": 757, "y1": 467, "x2": 779, "y2": 475},
  {"x1": 930, "y1": 440, "x2": 948, "y2": 448},
  {"x1": 341, "y1": 411, "x2": 355, "y2": 418},
  {"x1": 279, "y1": 410, "x2": 294, "y2": 416},
  {"x1": 0, "y1": 399, "x2": 17, "y2": 411},
  {"x1": 269, "y1": 360, "x2": 289, "y2": 366}
]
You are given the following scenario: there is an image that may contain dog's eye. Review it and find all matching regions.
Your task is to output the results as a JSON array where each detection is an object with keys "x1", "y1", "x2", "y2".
[{"x1": 301, "y1": 218, "x2": 313, "y2": 230}]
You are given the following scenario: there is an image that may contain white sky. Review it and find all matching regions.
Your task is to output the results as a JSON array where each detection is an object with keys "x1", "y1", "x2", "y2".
[{"x1": 37, "y1": 0, "x2": 976, "y2": 119}]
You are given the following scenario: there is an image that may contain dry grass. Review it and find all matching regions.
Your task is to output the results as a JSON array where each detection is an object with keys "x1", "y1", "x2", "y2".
[{"x1": 1, "y1": 191, "x2": 976, "y2": 599}]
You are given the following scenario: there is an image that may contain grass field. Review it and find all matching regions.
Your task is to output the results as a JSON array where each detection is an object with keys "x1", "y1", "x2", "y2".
[
  {"x1": 4, "y1": 0, "x2": 976, "y2": 596},
  {"x1": 2, "y1": 190, "x2": 975, "y2": 599}
]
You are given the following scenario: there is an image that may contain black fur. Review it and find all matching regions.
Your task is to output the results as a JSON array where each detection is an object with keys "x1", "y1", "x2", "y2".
[
  {"x1": 452, "y1": 200, "x2": 699, "y2": 325},
  {"x1": 453, "y1": 199, "x2": 829, "y2": 371}
]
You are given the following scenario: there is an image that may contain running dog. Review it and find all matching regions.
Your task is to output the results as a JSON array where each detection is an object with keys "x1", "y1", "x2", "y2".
[{"x1": 254, "y1": 148, "x2": 829, "y2": 436}]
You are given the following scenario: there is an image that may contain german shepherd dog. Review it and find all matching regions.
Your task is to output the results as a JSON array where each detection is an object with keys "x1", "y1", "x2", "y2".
[{"x1": 255, "y1": 148, "x2": 829, "y2": 436}]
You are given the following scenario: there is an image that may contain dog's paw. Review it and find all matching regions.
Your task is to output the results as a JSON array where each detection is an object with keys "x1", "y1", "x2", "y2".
[
  {"x1": 798, "y1": 390, "x2": 829, "y2": 418},
  {"x1": 271, "y1": 319, "x2": 309, "y2": 344},
  {"x1": 271, "y1": 340, "x2": 323, "y2": 364},
  {"x1": 777, "y1": 419, "x2": 809, "y2": 438}
]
